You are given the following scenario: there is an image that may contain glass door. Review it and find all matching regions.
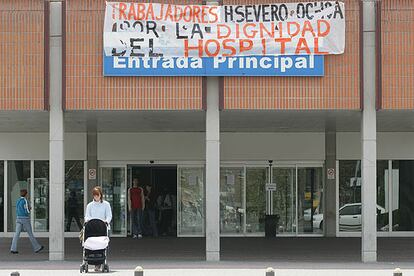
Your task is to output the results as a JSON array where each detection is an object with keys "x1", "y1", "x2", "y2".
[
  {"x1": 33, "y1": 161, "x2": 49, "y2": 232},
  {"x1": 297, "y1": 167, "x2": 323, "y2": 234},
  {"x1": 100, "y1": 166, "x2": 127, "y2": 236},
  {"x1": 272, "y1": 167, "x2": 296, "y2": 235},
  {"x1": 245, "y1": 167, "x2": 266, "y2": 234},
  {"x1": 220, "y1": 167, "x2": 244, "y2": 234},
  {"x1": 177, "y1": 166, "x2": 204, "y2": 236},
  {"x1": 218, "y1": 163, "x2": 323, "y2": 237}
]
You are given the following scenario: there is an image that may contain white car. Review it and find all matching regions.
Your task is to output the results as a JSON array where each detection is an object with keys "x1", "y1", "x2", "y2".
[
  {"x1": 303, "y1": 208, "x2": 323, "y2": 230},
  {"x1": 339, "y1": 203, "x2": 385, "y2": 231},
  {"x1": 305, "y1": 203, "x2": 386, "y2": 231}
]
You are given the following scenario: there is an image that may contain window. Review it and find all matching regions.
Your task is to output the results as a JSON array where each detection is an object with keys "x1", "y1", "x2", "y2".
[
  {"x1": 7, "y1": 161, "x2": 30, "y2": 232},
  {"x1": 338, "y1": 161, "x2": 361, "y2": 232},
  {"x1": 391, "y1": 161, "x2": 414, "y2": 231},
  {"x1": 65, "y1": 161, "x2": 84, "y2": 232},
  {"x1": 377, "y1": 161, "x2": 389, "y2": 231},
  {"x1": 340, "y1": 205, "x2": 359, "y2": 216},
  {"x1": 339, "y1": 160, "x2": 412, "y2": 233},
  {"x1": 34, "y1": 161, "x2": 49, "y2": 232}
]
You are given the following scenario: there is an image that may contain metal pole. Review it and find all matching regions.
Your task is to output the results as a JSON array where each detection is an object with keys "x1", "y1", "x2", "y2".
[
  {"x1": 134, "y1": 266, "x2": 144, "y2": 276},
  {"x1": 393, "y1": 268, "x2": 402, "y2": 276},
  {"x1": 265, "y1": 267, "x2": 275, "y2": 276}
]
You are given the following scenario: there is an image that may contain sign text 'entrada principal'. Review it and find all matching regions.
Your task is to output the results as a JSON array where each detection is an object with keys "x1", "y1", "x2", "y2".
[{"x1": 103, "y1": 1, "x2": 345, "y2": 76}]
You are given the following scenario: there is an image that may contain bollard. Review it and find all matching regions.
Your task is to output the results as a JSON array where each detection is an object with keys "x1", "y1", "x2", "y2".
[
  {"x1": 265, "y1": 267, "x2": 275, "y2": 276},
  {"x1": 10, "y1": 272, "x2": 20, "y2": 276},
  {"x1": 134, "y1": 266, "x2": 144, "y2": 276},
  {"x1": 394, "y1": 268, "x2": 402, "y2": 276}
]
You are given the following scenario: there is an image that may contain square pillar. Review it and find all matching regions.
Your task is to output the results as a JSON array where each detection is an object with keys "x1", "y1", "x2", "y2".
[
  {"x1": 361, "y1": 0, "x2": 377, "y2": 263},
  {"x1": 49, "y1": 1, "x2": 65, "y2": 261},
  {"x1": 205, "y1": 76, "x2": 220, "y2": 261}
]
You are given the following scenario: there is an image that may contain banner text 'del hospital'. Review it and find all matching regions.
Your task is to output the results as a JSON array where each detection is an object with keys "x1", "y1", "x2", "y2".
[{"x1": 104, "y1": 1, "x2": 345, "y2": 58}]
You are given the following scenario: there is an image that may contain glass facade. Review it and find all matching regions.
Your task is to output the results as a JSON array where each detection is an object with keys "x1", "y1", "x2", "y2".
[
  {"x1": 0, "y1": 159, "x2": 413, "y2": 236},
  {"x1": 218, "y1": 165, "x2": 323, "y2": 236},
  {"x1": 220, "y1": 167, "x2": 244, "y2": 234},
  {"x1": 34, "y1": 161, "x2": 49, "y2": 232},
  {"x1": 273, "y1": 167, "x2": 296, "y2": 234},
  {"x1": 338, "y1": 160, "x2": 361, "y2": 232},
  {"x1": 339, "y1": 160, "x2": 410, "y2": 233},
  {"x1": 177, "y1": 167, "x2": 204, "y2": 236},
  {"x1": 297, "y1": 167, "x2": 323, "y2": 234},
  {"x1": 245, "y1": 167, "x2": 266, "y2": 234},
  {"x1": 377, "y1": 160, "x2": 389, "y2": 231},
  {"x1": 391, "y1": 161, "x2": 414, "y2": 231},
  {"x1": 65, "y1": 161, "x2": 84, "y2": 232},
  {"x1": 7, "y1": 161, "x2": 31, "y2": 232},
  {"x1": 101, "y1": 167, "x2": 126, "y2": 235}
]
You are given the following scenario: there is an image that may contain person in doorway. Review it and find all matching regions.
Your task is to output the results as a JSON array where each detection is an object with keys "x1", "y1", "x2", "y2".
[
  {"x1": 144, "y1": 184, "x2": 158, "y2": 237},
  {"x1": 157, "y1": 188, "x2": 173, "y2": 236},
  {"x1": 84, "y1": 186, "x2": 112, "y2": 272},
  {"x1": 128, "y1": 178, "x2": 145, "y2": 239},
  {"x1": 10, "y1": 188, "x2": 44, "y2": 254},
  {"x1": 66, "y1": 190, "x2": 83, "y2": 231}
]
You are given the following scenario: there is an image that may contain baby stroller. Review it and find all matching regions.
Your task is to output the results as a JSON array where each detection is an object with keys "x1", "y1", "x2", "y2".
[{"x1": 80, "y1": 219, "x2": 110, "y2": 273}]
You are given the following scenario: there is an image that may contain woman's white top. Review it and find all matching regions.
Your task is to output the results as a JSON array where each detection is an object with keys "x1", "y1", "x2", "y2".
[{"x1": 84, "y1": 200, "x2": 112, "y2": 224}]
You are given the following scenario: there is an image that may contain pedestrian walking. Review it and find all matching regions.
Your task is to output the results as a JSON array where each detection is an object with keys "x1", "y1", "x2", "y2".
[{"x1": 10, "y1": 188, "x2": 44, "y2": 254}]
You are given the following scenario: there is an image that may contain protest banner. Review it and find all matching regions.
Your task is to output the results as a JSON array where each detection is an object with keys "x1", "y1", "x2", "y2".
[{"x1": 103, "y1": 2, "x2": 345, "y2": 76}]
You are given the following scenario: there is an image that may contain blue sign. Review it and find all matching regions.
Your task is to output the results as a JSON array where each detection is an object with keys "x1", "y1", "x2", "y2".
[{"x1": 103, "y1": 55, "x2": 324, "y2": 77}]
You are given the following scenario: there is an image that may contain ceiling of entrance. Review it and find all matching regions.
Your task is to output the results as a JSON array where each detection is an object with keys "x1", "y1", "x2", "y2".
[{"x1": 0, "y1": 110, "x2": 414, "y2": 133}]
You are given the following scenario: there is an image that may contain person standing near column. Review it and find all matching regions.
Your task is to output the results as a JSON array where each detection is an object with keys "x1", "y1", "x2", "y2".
[
  {"x1": 10, "y1": 188, "x2": 44, "y2": 254},
  {"x1": 128, "y1": 178, "x2": 145, "y2": 238},
  {"x1": 66, "y1": 190, "x2": 83, "y2": 231},
  {"x1": 144, "y1": 184, "x2": 158, "y2": 237}
]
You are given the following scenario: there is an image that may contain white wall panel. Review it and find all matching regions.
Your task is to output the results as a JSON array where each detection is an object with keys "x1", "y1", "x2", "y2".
[
  {"x1": 221, "y1": 133, "x2": 325, "y2": 161},
  {"x1": 98, "y1": 133, "x2": 205, "y2": 161},
  {"x1": 337, "y1": 132, "x2": 414, "y2": 160},
  {"x1": 1, "y1": 131, "x2": 413, "y2": 162},
  {"x1": 337, "y1": 132, "x2": 361, "y2": 160},
  {"x1": 98, "y1": 132, "x2": 325, "y2": 161},
  {"x1": 0, "y1": 133, "x2": 86, "y2": 160},
  {"x1": 378, "y1": 132, "x2": 414, "y2": 160}
]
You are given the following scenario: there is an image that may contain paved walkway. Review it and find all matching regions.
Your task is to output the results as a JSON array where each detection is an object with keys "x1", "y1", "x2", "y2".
[
  {"x1": 1, "y1": 237, "x2": 414, "y2": 273},
  {"x1": 1, "y1": 269, "x2": 414, "y2": 276}
]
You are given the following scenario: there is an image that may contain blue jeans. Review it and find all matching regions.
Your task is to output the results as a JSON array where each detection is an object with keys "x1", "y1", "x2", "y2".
[
  {"x1": 144, "y1": 208, "x2": 158, "y2": 237},
  {"x1": 130, "y1": 209, "x2": 143, "y2": 236},
  {"x1": 11, "y1": 217, "x2": 42, "y2": 252}
]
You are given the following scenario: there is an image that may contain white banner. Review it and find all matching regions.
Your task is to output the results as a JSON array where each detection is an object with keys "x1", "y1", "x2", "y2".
[{"x1": 104, "y1": 1, "x2": 345, "y2": 58}]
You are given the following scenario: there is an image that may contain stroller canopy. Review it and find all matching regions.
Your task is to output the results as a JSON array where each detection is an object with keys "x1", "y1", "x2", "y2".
[{"x1": 84, "y1": 219, "x2": 107, "y2": 240}]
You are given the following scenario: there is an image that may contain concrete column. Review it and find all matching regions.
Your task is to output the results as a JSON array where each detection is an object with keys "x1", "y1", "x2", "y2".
[
  {"x1": 205, "y1": 76, "x2": 220, "y2": 261},
  {"x1": 49, "y1": 1, "x2": 65, "y2": 261},
  {"x1": 324, "y1": 126, "x2": 336, "y2": 237},
  {"x1": 87, "y1": 118, "x2": 98, "y2": 200},
  {"x1": 361, "y1": 0, "x2": 377, "y2": 263},
  {"x1": 205, "y1": 0, "x2": 221, "y2": 262}
]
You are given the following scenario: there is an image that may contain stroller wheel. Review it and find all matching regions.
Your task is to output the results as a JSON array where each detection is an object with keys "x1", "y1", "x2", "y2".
[
  {"x1": 103, "y1": 264, "x2": 110, "y2": 273},
  {"x1": 85, "y1": 264, "x2": 89, "y2": 273}
]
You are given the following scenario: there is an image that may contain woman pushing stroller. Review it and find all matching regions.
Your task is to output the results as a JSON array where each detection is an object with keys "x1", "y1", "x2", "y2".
[{"x1": 84, "y1": 186, "x2": 112, "y2": 272}]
